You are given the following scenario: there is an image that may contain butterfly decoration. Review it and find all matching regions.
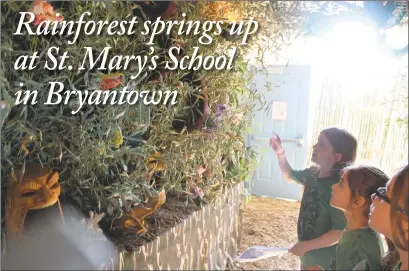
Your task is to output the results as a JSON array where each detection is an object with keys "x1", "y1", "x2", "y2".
[
  {"x1": 28, "y1": 0, "x2": 64, "y2": 26},
  {"x1": 99, "y1": 73, "x2": 124, "y2": 91}
]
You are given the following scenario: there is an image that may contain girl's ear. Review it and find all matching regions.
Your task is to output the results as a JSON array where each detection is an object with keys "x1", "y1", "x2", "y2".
[{"x1": 353, "y1": 195, "x2": 366, "y2": 209}]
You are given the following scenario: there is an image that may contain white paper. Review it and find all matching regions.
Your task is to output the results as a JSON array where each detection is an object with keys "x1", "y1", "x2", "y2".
[
  {"x1": 236, "y1": 246, "x2": 290, "y2": 263},
  {"x1": 271, "y1": 100, "x2": 287, "y2": 120}
]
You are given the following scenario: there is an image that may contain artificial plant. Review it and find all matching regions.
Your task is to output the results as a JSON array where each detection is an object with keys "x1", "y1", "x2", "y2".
[{"x1": 1, "y1": 0, "x2": 311, "y2": 247}]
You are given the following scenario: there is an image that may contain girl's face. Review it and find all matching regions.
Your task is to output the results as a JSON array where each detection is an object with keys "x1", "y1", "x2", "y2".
[
  {"x1": 369, "y1": 174, "x2": 408, "y2": 242},
  {"x1": 330, "y1": 172, "x2": 352, "y2": 211},
  {"x1": 312, "y1": 133, "x2": 342, "y2": 168}
]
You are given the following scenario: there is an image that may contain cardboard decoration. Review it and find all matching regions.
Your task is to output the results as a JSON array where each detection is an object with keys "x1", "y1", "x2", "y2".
[{"x1": 6, "y1": 165, "x2": 61, "y2": 240}]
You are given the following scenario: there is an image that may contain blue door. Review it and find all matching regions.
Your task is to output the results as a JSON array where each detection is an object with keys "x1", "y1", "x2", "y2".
[{"x1": 247, "y1": 65, "x2": 311, "y2": 200}]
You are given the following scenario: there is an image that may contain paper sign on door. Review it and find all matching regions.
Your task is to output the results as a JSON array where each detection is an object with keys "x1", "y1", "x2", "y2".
[{"x1": 272, "y1": 101, "x2": 287, "y2": 120}]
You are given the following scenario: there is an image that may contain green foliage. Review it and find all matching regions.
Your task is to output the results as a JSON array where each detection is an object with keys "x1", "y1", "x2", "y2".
[{"x1": 1, "y1": 0, "x2": 308, "y2": 234}]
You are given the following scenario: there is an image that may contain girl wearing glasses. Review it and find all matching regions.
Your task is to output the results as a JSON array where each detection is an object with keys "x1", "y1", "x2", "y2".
[
  {"x1": 367, "y1": 164, "x2": 408, "y2": 271},
  {"x1": 330, "y1": 165, "x2": 389, "y2": 270},
  {"x1": 270, "y1": 128, "x2": 358, "y2": 270}
]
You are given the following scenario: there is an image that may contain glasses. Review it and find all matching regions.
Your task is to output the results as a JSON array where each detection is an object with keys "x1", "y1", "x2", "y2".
[{"x1": 373, "y1": 187, "x2": 409, "y2": 217}]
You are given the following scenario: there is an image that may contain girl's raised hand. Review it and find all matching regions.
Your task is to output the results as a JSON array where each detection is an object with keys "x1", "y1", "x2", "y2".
[{"x1": 270, "y1": 133, "x2": 284, "y2": 154}]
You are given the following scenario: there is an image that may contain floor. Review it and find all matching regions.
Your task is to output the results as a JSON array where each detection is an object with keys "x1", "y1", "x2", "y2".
[{"x1": 234, "y1": 196, "x2": 301, "y2": 270}]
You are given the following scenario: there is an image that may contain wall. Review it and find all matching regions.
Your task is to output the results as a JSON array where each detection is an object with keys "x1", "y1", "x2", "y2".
[{"x1": 117, "y1": 184, "x2": 243, "y2": 270}]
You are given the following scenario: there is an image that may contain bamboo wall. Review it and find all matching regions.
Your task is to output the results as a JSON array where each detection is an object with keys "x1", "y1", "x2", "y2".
[{"x1": 307, "y1": 75, "x2": 408, "y2": 176}]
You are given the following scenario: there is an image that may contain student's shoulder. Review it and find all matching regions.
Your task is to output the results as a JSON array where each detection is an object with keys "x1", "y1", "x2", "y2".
[
  {"x1": 356, "y1": 228, "x2": 381, "y2": 244},
  {"x1": 293, "y1": 166, "x2": 319, "y2": 178},
  {"x1": 341, "y1": 228, "x2": 376, "y2": 240},
  {"x1": 291, "y1": 166, "x2": 319, "y2": 185}
]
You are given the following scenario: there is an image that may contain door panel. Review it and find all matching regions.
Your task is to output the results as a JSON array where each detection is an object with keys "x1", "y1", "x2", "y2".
[{"x1": 247, "y1": 65, "x2": 311, "y2": 200}]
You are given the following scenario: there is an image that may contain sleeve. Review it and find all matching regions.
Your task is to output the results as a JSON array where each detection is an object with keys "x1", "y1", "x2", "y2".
[
  {"x1": 347, "y1": 242, "x2": 382, "y2": 271},
  {"x1": 290, "y1": 168, "x2": 310, "y2": 185},
  {"x1": 341, "y1": 248, "x2": 371, "y2": 270},
  {"x1": 328, "y1": 256, "x2": 336, "y2": 270},
  {"x1": 302, "y1": 247, "x2": 337, "y2": 269}
]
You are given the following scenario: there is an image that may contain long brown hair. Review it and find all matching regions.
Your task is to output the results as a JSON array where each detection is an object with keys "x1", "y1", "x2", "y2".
[
  {"x1": 382, "y1": 164, "x2": 408, "y2": 271},
  {"x1": 321, "y1": 128, "x2": 358, "y2": 175}
]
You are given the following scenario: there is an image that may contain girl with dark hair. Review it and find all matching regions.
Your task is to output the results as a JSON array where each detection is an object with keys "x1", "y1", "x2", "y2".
[
  {"x1": 367, "y1": 164, "x2": 408, "y2": 271},
  {"x1": 270, "y1": 127, "x2": 358, "y2": 270},
  {"x1": 330, "y1": 165, "x2": 389, "y2": 270}
]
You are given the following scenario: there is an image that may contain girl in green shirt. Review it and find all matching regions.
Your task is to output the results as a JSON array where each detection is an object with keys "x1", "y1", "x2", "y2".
[
  {"x1": 368, "y1": 164, "x2": 408, "y2": 271},
  {"x1": 330, "y1": 165, "x2": 389, "y2": 270},
  {"x1": 270, "y1": 127, "x2": 358, "y2": 270}
]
